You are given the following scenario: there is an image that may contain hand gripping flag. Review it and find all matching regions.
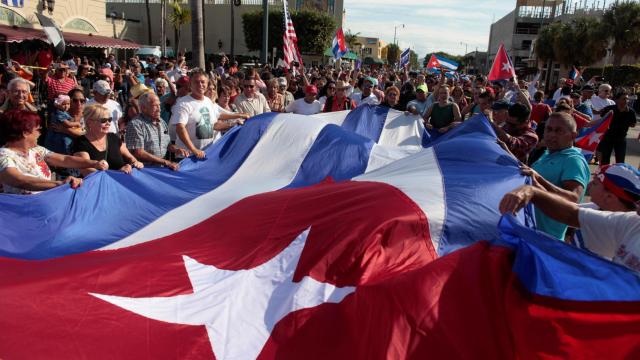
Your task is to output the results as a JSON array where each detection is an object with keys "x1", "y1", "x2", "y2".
[
  {"x1": 1, "y1": 107, "x2": 639, "y2": 358},
  {"x1": 282, "y1": 0, "x2": 303, "y2": 68},
  {"x1": 488, "y1": 44, "x2": 517, "y2": 82},
  {"x1": 426, "y1": 54, "x2": 458, "y2": 71},
  {"x1": 399, "y1": 47, "x2": 410, "y2": 69},
  {"x1": 575, "y1": 110, "x2": 613, "y2": 161},
  {"x1": 332, "y1": 27, "x2": 348, "y2": 60}
]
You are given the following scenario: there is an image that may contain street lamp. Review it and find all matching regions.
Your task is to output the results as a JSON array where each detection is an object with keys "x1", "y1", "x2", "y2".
[{"x1": 393, "y1": 24, "x2": 404, "y2": 46}]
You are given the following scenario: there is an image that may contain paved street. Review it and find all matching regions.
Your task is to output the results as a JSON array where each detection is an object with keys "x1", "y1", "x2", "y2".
[{"x1": 625, "y1": 122, "x2": 640, "y2": 168}]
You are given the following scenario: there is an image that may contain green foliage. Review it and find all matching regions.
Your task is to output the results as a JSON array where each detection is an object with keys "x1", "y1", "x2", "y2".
[
  {"x1": 601, "y1": 2, "x2": 640, "y2": 65},
  {"x1": 549, "y1": 18, "x2": 607, "y2": 66},
  {"x1": 537, "y1": 3, "x2": 640, "y2": 67},
  {"x1": 582, "y1": 64, "x2": 640, "y2": 86},
  {"x1": 168, "y1": 0, "x2": 191, "y2": 30},
  {"x1": 168, "y1": 0, "x2": 190, "y2": 55},
  {"x1": 409, "y1": 50, "x2": 419, "y2": 69},
  {"x1": 385, "y1": 43, "x2": 400, "y2": 65},
  {"x1": 344, "y1": 29, "x2": 361, "y2": 50},
  {"x1": 241, "y1": 9, "x2": 336, "y2": 55},
  {"x1": 535, "y1": 21, "x2": 561, "y2": 62}
]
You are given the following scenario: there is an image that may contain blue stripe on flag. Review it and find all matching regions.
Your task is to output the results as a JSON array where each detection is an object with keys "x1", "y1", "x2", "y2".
[
  {"x1": 498, "y1": 215, "x2": 640, "y2": 301},
  {"x1": 341, "y1": 104, "x2": 390, "y2": 143},
  {"x1": 0, "y1": 113, "x2": 279, "y2": 259},
  {"x1": 432, "y1": 116, "x2": 525, "y2": 255}
]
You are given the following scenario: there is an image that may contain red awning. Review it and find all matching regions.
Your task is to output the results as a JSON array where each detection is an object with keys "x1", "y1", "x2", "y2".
[
  {"x1": 0, "y1": 24, "x2": 47, "y2": 43},
  {"x1": 63, "y1": 31, "x2": 140, "y2": 49}
]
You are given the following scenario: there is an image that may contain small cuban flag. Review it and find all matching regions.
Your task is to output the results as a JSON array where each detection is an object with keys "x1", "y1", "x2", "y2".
[
  {"x1": 332, "y1": 28, "x2": 348, "y2": 60},
  {"x1": 575, "y1": 111, "x2": 613, "y2": 161},
  {"x1": 400, "y1": 48, "x2": 410, "y2": 68}
]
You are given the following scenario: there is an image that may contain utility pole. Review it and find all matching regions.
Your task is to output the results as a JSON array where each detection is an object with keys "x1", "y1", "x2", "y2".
[
  {"x1": 230, "y1": 0, "x2": 236, "y2": 59},
  {"x1": 160, "y1": 0, "x2": 166, "y2": 57},
  {"x1": 191, "y1": 0, "x2": 205, "y2": 68},
  {"x1": 393, "y1": 24, "x2": 405, "y2": 47},
  {"x1": 261, "y1": 0, "x2": 268, "y2": 64}
]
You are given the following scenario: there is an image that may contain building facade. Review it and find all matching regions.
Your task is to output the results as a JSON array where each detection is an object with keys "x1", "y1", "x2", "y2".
[
  {"x1": 106, "y1": 0, "x2": 344, "y2": 58},
  {"x1": 0, "y1": 0, "x2": 116, "y2": 38},
  {"x1": 488, "y1": 0, "x2": 640, "y2": 85},
  {"x1": 354, "y1": 36, "x2": 385, "y2": 63}
]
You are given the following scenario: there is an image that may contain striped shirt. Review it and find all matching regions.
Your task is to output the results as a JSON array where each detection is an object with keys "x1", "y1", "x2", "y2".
[{"x1": 46, "y1": 76, "x2": 76, "y2": 101}]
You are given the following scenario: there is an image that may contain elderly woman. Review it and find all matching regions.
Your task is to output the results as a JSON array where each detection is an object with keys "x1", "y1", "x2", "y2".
[
  {"x1": 380, "y1": 86, "x2": 403, "y2": 111},
  {"x1": 0, "y1": 109, "x2": 107, "y2": 194},
  {"x1": 72, "y1": 104, "x2": 143, "y2": 176},
  {"x1": 423, "y1": 85, "x2": 462, "y2": 133},
  {"x1": 266, "y1": 78, "x2": 285, "y2": 112}
]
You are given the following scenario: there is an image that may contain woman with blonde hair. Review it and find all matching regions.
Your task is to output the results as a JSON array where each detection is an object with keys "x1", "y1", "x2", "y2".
[{"x1": 72, "y1": 104, "x2": 143, "y2": 175}]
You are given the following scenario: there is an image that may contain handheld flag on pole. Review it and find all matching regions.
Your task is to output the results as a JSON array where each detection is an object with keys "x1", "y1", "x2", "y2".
[
  {"x1": 575, "y1": 111, "x2": 613, "y2": 161},
  {"x1": 282, "y1": 1, "x2": 303, "y2": 68},
  {"x1": 488, "y1": 44, "x2": 517, "y2": 82},
  {"x1": 568, "y1": 66, "x2": 581, "y2": 84},
  {"x1": 36, "y1": 13, "x2": 65, "y2": 58},
  {"x1": 400, "y1": 48, "x2": 410, "y2": 69},
  {"x1": 426, "y1": 54, "x2": 458, "y2": 71},
  {"x1": 332, "y1": 28, "x2": 348, "y2": 60}
]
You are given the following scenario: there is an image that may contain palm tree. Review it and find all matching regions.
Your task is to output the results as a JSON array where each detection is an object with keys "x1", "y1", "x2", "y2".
[
  {"x1": 601, "y1": 2, "x2": 640, "y2": 66},
  {"x1": 145, "y1": 0, "x2": 152, "y2": 45},
  {"x1": 344, "y1": 29, "x2": 361, "y2": 50},
  {"x1": 168, "y1": 0, "x2": 191, "y2": 57},
  {"x1": 190, "y1": 0, "x2": 205, "y2": 68}
]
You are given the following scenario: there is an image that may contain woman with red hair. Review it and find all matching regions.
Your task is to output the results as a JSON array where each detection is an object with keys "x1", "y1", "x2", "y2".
[{"x1": 0, "y1": 109, "x2": 108, "y2": 194}]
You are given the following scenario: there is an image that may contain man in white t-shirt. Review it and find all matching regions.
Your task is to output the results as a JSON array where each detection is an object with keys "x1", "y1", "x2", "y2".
[
  {"x1": 352, "y1": 77, "x2": 379, "y2": 107},
  {"x1": 590, "y1": 84, "x2": 615, "y2": 120},
  {"x1": 499, "y1": 163, "x2": 640, "y2": 272},
  {"x1": 285, "y1": 85, "x2": 322, "y2": 115},
  {"x1": 86, "y1": 80, "x2": 122, "y2": 134},
  {"x1": 169, "y1": 69, "x2": 248, "y2": 159}
]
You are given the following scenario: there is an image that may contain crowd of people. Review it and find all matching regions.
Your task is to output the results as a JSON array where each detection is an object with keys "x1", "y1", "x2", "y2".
[{"x1": 0, "y1": 50, "x2": 638, "y2": 273}]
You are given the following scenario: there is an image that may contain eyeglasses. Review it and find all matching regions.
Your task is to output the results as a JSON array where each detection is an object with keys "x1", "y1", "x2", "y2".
[
  {"x1": 72, "y1": 98, "x2": 86, "y2": 103},
  {"x1": 98, "y1": 117, "x2": 112, "y2": 124},
  {"x1": 387, "y1": 92, "x2": 398, "y2": 97}
]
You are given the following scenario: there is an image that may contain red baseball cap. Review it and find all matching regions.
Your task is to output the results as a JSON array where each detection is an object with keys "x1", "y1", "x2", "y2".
[
  {"x1": 176, "y1": 76, "x2": 190, "y2": 87},
  {"x1": 305, "y1": 85, "x2": 318, "y2": 95}
]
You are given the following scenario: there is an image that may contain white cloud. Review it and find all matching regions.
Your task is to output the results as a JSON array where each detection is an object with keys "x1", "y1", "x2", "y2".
[{"x1": 343, "y1": 0, "x2": 514, "y2": 55}]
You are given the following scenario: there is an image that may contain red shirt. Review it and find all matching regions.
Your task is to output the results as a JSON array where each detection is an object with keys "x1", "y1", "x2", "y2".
[
  {"x1": 530, "y1": 103, "x2": 552, "y2": 124},
  {"x1": 46, "y1": 76, "x2": 76, "y2": 101}
]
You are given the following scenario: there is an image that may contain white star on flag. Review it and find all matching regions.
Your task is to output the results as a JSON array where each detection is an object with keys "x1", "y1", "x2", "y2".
[
  {"x1": 501, "y1": 62, "x2": 511, "y2": 72},
  {"x1": 90, "y1": 229, "x2": 356, "y2": 360},
  {"x1": 587, "y1": 131, "x2": 603, "y2": 146}
]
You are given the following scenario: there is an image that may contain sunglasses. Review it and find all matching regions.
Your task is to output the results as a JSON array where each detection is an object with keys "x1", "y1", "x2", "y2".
[
  {"x1": 72, "y1": 98, "x2": 86, "y2": 103},
  {"x1": 98, "y1": 117, "x2": 112, "y2": 124},
  {"x1": 244, "y1": 85, "x2": 255, "y2": 88}
]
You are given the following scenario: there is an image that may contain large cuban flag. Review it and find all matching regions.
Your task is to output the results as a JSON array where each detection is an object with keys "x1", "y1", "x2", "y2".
[{"x1": 1, "y1": 106, "x2": 639, "y2": 358}]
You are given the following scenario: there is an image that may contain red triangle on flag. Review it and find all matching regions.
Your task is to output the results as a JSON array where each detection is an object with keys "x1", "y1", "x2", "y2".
[{"x1": 488, "y1": 44, "x2": 517, "y2": 82}]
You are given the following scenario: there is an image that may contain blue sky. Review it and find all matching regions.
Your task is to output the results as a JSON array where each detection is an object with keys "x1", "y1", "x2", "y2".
[{"x1": 343, "y1": 0, "x2": 515, "y2": 58}]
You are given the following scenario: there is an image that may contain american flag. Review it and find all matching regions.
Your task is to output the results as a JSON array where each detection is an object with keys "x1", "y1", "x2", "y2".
[{"x1": 282, "y1": 0, "x2": 303, "y2": 68}]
